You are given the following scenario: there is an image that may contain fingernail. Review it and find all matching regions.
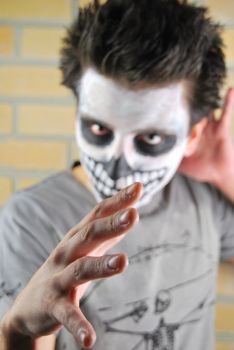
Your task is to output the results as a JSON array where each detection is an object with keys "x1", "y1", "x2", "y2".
[
  {"x1": 118, "y1": 210, "x2": 130, "y2": 226},
  {"x1": 78, "y1": 329, "x2": 88, "y2": 345},
  {"x1": 107, "y1": 256, "x2": 120, "y2": 270},
  {"x1": 126, "y1": 183, "x2": 137, "y2": 198}
]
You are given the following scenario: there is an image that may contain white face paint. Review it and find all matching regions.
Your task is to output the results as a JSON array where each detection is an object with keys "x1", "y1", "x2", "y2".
[{"x1": 76, "y1": 68, "x2": 190, "y2": 207}]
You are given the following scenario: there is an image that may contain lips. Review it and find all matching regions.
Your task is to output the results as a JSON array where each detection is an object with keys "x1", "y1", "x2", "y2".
[{"x1": 83, "y1": 154, "x2": 167, "y2": 199}]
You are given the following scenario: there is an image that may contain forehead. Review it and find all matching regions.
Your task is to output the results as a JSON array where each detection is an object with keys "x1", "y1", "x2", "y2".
[{"x1": 79, "y1": 68, "x2": 190, "y2": 132}]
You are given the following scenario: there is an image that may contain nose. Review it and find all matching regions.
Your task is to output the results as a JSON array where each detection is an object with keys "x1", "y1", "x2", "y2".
[{"x1": 104, "y1": 155, "x2": 133, "y2": 180}]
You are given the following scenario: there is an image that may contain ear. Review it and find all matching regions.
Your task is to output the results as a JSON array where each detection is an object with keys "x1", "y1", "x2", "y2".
[{"x1": 184, "y1": 117, "x2": 208, "y2": 157}]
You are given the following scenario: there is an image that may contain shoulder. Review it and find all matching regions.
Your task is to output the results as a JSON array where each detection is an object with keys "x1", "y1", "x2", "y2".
[
  {"x1": 0, "y1": 170, "x2": 96, "y2": 240},
  {"x1": 1, "y1": 171, "x2": 73, "y2": 220},
  {"x1": 171, "y1": 173, "x2": 233, "y2": 219},
  {"x1": 172, "y1": 173, "x2": 218, "y2": 197}
]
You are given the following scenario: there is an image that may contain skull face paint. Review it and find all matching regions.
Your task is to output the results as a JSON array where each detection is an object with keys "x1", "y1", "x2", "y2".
[{"x1": 76, "y1": 69, "x2": 190, "y2": 207}]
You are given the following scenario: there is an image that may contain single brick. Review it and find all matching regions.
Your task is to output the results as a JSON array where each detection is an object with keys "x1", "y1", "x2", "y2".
[
  {"x1": 216, "y1": 304, "x2": 234, "y2": 331},
  {"x1": 16, "y1": 177, "x2": 40, "y2": 190},
  {"x1": 0, "y1": 0, "x2": 71, "y2": 20},
  {"x1": 0, "y1": 140, "x2": 67, "y2": 170},
  {"x1": 18, "y1": 104, "x2": 75, "y2": 135},
  {"x1": 0, "y1": 104, "x2": 13, "y2": 133},
  {"x1": 216, "y1": 342, "x2": 233, "y2": 350},
  {"x1": 217, "y1": 263, "x2": 234, "y2": 296},
  {"x1": 223, "y1": 29, "x2": 234, "y2": 65},
  {"x1": 0, "y1": 177, "x2": 13, "y2": 206},
  {"x1": 71, "y1": 141, "x2": 80, "y2": 162},
  {"x1": 0, "y1": 26, "x2": 14, "y2": 57},
  {"x1": 0, "y1": 66, "x2": 69, "y2": 98},
  {"x1": 207, "y1": 0, "x2": 234, "y2": 24},
  {"x1": 22, "y1": 27, "x2": 65, "y2": 59}
]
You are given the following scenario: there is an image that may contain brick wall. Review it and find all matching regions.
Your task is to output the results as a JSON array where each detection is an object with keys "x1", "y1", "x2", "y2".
[
  {"x1": 0, "y1": 0, "x2": 87, "y2": 206},
  {"x1": 0, "y1": 1, "x2": 234, "y2": 347}
]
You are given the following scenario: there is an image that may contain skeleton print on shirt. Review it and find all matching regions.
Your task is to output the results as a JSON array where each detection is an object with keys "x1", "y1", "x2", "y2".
[{"x1": 81, "y1": 230, "x2": 216, "y2": 350}]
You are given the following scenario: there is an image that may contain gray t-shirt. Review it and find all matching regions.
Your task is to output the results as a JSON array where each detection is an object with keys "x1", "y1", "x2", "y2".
[{"x1": 0, "y1": 170, "x2": 234, "y2": 350}]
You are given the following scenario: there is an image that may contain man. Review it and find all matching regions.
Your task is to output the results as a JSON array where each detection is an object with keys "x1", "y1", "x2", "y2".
[{"x1": 0, "y1": 0, "x2": 234, "y2": 349}]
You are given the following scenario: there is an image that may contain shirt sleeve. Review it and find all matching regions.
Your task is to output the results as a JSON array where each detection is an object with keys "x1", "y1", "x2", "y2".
[
  {"x1": 212, "y1": 188, "x2": 234, "y2": 262},
  {"x1": 0, "y1": 191, "x2": 59, "y2": 319}
]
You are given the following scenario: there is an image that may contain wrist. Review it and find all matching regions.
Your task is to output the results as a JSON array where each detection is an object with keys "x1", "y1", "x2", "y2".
[{"x1": 1, "y1": 312, "x2": 34, "y2": 350}]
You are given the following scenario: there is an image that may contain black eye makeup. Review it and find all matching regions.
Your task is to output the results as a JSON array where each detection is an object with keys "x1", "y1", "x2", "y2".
[
  {"x1": 81, "y1": 117, "x2": 114, "y2": 146},
  {"x1": 134, "y1": 131, "x2": 177, "y2": 156}
]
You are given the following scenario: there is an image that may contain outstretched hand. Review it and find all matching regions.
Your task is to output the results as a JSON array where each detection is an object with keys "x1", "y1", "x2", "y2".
[
  {"x1": 1, "y1": 183, "x2": 142, "y2": 349},
  {"x1": 179, "y1": 88, "x2": 234, "y2": 191}
]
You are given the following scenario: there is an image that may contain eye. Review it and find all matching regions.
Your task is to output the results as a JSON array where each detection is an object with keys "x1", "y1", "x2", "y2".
[
  {"x1": 134, "y1": 132, "x2": 177, "y2": 156},
  {"x1": 90, "y1": 123, "x2": 110, "y2": 137},
  {"x1": 81, "y1": 118, "x2": 114, "y2": 146},
  {"x1": 138, "y1": 133, "x2": 164, "y2": 145}
]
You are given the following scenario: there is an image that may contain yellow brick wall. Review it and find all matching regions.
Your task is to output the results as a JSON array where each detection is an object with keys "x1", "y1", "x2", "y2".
[
  {"x1": 0, "y1": 1, "x2": 234, "y2": 348},
  {"x1": 0, "y1": 0, "x2": 79, "y2": 206}
]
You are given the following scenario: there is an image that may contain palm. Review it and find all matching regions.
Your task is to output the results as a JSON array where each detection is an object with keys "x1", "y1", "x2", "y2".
[{"x1": 179, "y1": 88, "x2": 234, "y2": 185}]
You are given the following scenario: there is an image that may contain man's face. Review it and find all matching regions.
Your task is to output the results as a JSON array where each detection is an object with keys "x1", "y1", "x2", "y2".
[{"x1": 76, "y1": 69, "x2": 190, "y2": 207}]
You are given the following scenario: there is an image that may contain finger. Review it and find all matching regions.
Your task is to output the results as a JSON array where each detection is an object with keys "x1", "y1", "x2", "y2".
[
  {"x1": 51, "y1": 299, "x2": 96, "y2": 348},
  {"x1": 66, "y1": 182, "x2": 142, "y2": 239},
  {"x1": 220, "y1": 87, "x2": 234, "y2": 130},
  {"x1": 60, "y1": 207, "x2": 138, "y2": 263},
  {"x1": 55, "y1": 254, "x2": 128, "y2": 291}
]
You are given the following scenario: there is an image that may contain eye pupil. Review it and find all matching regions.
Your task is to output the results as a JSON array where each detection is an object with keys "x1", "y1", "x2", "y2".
[
  {"x1": 144, "y1": 133, "x2": 162, "y2": 145},
  {"x1": 91, "y1": 123, "x2": 109, "y2": 136}
]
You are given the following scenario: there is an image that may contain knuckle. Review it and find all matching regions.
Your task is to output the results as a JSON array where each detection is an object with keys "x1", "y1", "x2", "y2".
[
  {"x1": 79, "y1": 222, "x2": 93, "y2": 243},
  {"x1": 67, "y1": 311, "x2": 79, "y2": 335},
  {"x1": 92, "y1": 257, "x2": 105, "y2": 275},
  {"x1": 73, "y1": 260, "x2": 82, "y2": 282},
  {"x1": 108, "y1": 214, "x2": 117, "y2": 233},
  {"x1": 92, "y1": 201, "x2": 105, "y2": 218},
  {"x1": 51, "y1": 244, "x2": 67, "y2": 266},
  {"x1": 78, "y1": 257, "x2": 104, "y2": 281}
]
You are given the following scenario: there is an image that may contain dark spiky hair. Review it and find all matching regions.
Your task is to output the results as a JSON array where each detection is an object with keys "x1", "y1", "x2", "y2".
[{"x1": 60, "y1": 0, "x2": 226, "y2": 124}]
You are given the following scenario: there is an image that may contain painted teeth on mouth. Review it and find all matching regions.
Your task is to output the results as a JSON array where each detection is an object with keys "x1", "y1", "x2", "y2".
[
  {"x1": 150, "y1": 171, "x2": 157, "y2": 181},
  {"x1": 145, "y1": 180, "x2": 159, "y2": 193},
  {"x1": 85, "y1": 155, "x2": 167, "y2": 199},
  {"x1": 106, "y1": 176, "x2": 115, "y2": 188},
  {"x1": 85, "y1": 155, "x2": 95, "y2": 171},
  {"x1": 96, "y1": 181, "x2": 104, "y2": 192},
  {"x1": 141, "y1": 173, "x2": 149, "y2": 185},
  {"x1": 116, "y1": 177, "x2": 126, "y2": 190},
  {"x1": 126, "y1": 175, "x2": 134, "y2": 186},
  {"x1": 99, "y1": 169, "x2": 108, "y2": 183},
  {"x1": 102, "y1": 185, "x2": 112, "y2": 196},
  {"x1": 134, "y1": 172, "x2": 141, "y2": 182},
  {"x1": 95, "y1": 163, "x2": 102, "y2": 177}
]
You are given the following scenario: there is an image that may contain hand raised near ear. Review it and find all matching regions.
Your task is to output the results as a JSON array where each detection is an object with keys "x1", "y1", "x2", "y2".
[
  {"x1": 1, "y1": 182, "x2": 142, "y2": 349},
  {"x1": 179, "y1": 87, "x2": 234, "y2": 186}
]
